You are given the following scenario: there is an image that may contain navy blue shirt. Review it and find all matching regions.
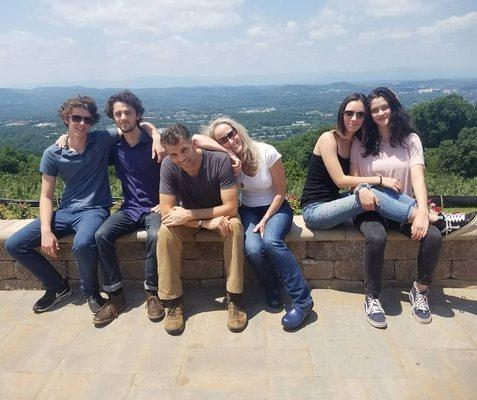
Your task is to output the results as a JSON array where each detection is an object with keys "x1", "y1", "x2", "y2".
[
  {"x1": 110, "y1": 129, "x2": 161, "y2": 221},
  {"x1": 40, "y1": 130, "x2": 116, "y2": 211}
]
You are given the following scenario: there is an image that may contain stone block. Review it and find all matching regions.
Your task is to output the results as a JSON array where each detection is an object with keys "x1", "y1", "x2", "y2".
[
  {"x1": 182, "y1": 279, "x2": 200, "y2": 288},
  {"x1": 385, "y1": 241, "x2": 419, "y2": 260},
  {"x1": 442, "y1": 241, "x2": 477, "y2": 261},
  {"x1": 434, "y1": 260, "x2": 451, "y2": 280},
  {"x1": 287, "y1": 216, "x2": 315, "y2": 240},
  {"x1": 14, "y1": 260, "x2": 67, "y2": 280},
  {"x1": 0, "y1": 279, "x2": 43, "y2": 289},
  {"x1": 183, "y1": 241, "x2": 223, "y2": 260},
  {"x1": 200, "y1": 278, "x2": 226, "y2": 288},
  {"x1": 395, "y1": 260, "x2": 415, "y2": 281},
  {"x1": 287, "y1": 242, "x2": 306, "y2": 260},
  {"x1": 181, "y1": 259, "x2": 223, "y2": 279},
  {"x1": 67, "y1": 261, "x2": 80, "y2": 279},
  {"x1": 0, "y1": 243, "x2": 13, "y2": 260},
  {"x1": 307, "y1": 241, "x2": 362, "y2": 260},
  {"x1": 382, "y1": 260, "x2": 395, "y2": 280},
  {"x1": 243, "y1": 260, "x2": 256, "y2": 279},
  {"x1": 334, "y1": 260, "x2": 363, "y2": 280},
  {"x1": 57, "y1": 245, "x2": 75, "y2": 261},
  {"x1": 0, "y1": 261, "x2": 15, "y2": 280},
  {"x1": 452, "y1": 260, "x2": 477, "y2": 280},
  {"x1": 116, "y1": 242, "x2": 145, "y2": 261},
  {"x1": 119, "y1": 260, "x2": 145, "y2": 280},
  {"x1": 300, "y1": 259, "x2": 334, "y2": 280}
]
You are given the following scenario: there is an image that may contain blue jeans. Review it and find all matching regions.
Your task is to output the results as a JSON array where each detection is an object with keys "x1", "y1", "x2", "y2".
[
  {"x1": 95, "y1": 210, "x2": 161, "y2": 292},
  {"x1": 302, "y1": 187, "x2": 416, "y2": 230},
  {"x1": 239, "y1": 201, "x2": 312, "y2": 308},
  {"x1": 5, "y1": 207, "x2": 110, "y2": 295}
]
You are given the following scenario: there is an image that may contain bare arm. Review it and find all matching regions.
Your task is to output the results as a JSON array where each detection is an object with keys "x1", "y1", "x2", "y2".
[
  {"x1": 253, "y1": 159, "x2": 287, "y2": 237},
  {"x1": 192, "y1": 134, "x2": 241, "y2": 175},
  {"x1": 409, "y1": 164, "x2": 429, "y2": 240},
  {"x1": 140, "y1": 122, "x2": 165, "y2": 161},
  {"x1": 39, "y1": 174, "x2": 59, "y2": 258}
]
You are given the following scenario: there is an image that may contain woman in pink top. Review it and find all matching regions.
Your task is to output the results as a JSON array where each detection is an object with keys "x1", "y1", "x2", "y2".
[{"x1": 350, "y1": 87, "x2": 476, "y2": 329}]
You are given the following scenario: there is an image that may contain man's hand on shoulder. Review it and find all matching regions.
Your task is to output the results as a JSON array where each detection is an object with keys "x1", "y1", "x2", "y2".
[
  {"x1": 203, "y1": 216, "x2": 232, "y2": 237},
  {"x1": 161, "y1": 206, "x2": 193, "y2": 226}
]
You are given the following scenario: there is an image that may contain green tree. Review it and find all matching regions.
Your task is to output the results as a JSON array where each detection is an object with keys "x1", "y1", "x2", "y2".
[{"x1": 410, "y1": 94, "x2": 475, "y2": 147}]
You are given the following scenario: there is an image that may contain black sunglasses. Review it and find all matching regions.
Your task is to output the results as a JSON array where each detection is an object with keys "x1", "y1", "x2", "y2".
[
  {"x1": 217, "y1": 127, "x2": 237, "y2": 145},
  {"x1": 343, "y1": 110, "x2": 365, "y2": 119},
  {"x1": 70, "y1": 115, "x2": 94, "y2": 125}
]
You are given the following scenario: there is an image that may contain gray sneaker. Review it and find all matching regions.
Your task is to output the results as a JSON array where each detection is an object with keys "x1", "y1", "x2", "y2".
[
  {"x1": 409, "y1": 283, "x2": 432, "y2": 324},
  {"x1": 364, "y1": 292, "x2": 387, "y2": 329},
  {"x1": 87, "y1": 291, "x2": 106, "y2": 314}
]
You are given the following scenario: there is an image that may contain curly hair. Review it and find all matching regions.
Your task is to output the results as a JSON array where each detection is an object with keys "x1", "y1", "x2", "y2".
[
  {"x1": 58, "y1": 95, "x2": 100, "y2": 127},
  {"x1": 161, "y1": 123, "x2": 192, "y2": 146},
  {"x1": 201, "y1": 116, "x2": 258, "y2": 176},
  {"x1": 104, "y1": 90, "x2": 145, "y2": 122},
  {"x1": 362, "y1": 87, "x2": 417, "y2": 157}
]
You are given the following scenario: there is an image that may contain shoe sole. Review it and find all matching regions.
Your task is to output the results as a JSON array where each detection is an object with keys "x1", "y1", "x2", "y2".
[
  {"x1": 228, "y1": 320, "x2": 248, "y2": 333},
  {"x1": 93, "y1": 304, "x2": 127, "y2": 326},
  {"x1": 165, "y1": 325, "x2": 185, "y2": 335},
  {"x1": 148, "y1": 310, "x2": 165, "y2": 322},
  {"x1": 445, "y1": 214, "x2": 477, "y2": 238},
  {"x1": 33, "y1": 288, "x2": 73, "y2": 313},
  {"x1": 408, "y1": 292, "x2": 432, "y2": 324},
  {"x1": 366, "y1": 315, "x2": 387, "y2": 329}
]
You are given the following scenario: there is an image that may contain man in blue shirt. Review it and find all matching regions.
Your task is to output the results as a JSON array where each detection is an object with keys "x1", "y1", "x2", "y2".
[
  {"x1": 6, "y1": 96, "x2": 115, "y2": 313},
  {"x1": 93, "y1": 91, "x2": 165, "y2": 326}
]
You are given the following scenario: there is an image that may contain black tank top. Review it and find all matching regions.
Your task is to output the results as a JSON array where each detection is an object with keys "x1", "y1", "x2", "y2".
[{"x1": 300, "y1": 153, "x2": 350, "y2": 209}]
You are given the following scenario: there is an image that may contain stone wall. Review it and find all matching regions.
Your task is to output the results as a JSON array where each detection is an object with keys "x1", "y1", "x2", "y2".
[{"x1": 0, "y1": 218, "x2": 476, "y2": 290}]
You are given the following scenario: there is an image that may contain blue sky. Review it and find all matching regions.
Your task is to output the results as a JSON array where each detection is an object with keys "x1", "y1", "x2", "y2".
[{"x1": 0, "y1": 0, "x2": 476, "y2": 87}]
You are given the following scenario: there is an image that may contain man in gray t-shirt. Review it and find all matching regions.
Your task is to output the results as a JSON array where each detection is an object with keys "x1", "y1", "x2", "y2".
[{"x1": 158, "y1": 124, "x2": 247, "y2": 335}]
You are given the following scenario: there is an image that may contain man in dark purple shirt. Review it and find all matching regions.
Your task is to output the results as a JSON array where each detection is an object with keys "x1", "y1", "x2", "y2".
[{"x1": 93, "y1": 90, "x2": 165, "y2": 326}]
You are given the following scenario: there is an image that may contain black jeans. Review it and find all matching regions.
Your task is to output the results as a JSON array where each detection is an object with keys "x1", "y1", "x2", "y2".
[
  {"x1": 355, "y1": 212, "x2": 442, "y2": 296},
  {"x1": 95, "y1": 210, "x2": 161, "y2": 292}
]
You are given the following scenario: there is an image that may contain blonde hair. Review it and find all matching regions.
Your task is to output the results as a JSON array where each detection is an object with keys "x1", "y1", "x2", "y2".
[{"x1": 201, "y1": 116, "x2": 259, "y2": 175}]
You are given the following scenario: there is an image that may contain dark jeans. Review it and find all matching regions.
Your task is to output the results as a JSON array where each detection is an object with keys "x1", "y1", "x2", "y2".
[
  {"x1": 239, "y1": 201, "x2": 312, "y2": 308},
  {"x1": 355, "y1": 212, "x2": 442, "y2": 296},
  {"x1": 5, "y1": 207, "x2": 110, "y2": 295},
  {"x1": 95, "y1": 210, "x2": 161, "y2": 292}
]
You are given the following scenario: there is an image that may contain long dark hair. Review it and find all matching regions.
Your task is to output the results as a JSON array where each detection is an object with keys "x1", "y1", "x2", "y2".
[
  {"x1": 336, "y1": 92, "x2": 369, "y2": 139},
  {"x1": 362, "y1": 87, "x2": 417, "y2": 157}
]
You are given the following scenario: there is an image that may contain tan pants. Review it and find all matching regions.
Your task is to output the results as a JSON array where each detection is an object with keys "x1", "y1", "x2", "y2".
[{"x1": 157, "y1": 217, "x2": 244, "y2": 300}]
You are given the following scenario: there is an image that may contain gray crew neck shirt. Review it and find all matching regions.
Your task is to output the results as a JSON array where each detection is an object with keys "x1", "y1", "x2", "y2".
[{"x1": 159, "y1": 150, "x2": 235, "y2": 209}]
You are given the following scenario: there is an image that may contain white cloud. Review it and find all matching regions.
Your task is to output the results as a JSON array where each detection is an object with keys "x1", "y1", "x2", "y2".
[
  {"x1": 361, "y1": 0, "x2": 426, "y2": 17},
  {"x1": 417, "y1": 11, "x2": 477, "y2": 37},
  {"x1": 309, "y1": 24, "x2": 347, "y2": 40},
  {"x1": 39, "y1": 0, "x2": 243, "y2": 35}
]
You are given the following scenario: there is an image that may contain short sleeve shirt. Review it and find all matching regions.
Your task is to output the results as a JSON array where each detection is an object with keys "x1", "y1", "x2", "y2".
[
  {"x1": 350, "y1": 133, "x2": 424, "y2": 197},
  {"x1": 39, "y1": 129, "x2": 117, "y2": 211},
  {"x1": 160, "y1": 150, "x2": 235, "y2": 209},
  {"x1": 238, "y1": 142, "x2": 281, "y2": 207}
]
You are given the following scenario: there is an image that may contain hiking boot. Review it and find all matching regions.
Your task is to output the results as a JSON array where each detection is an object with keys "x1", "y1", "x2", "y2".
[
  {"x1": 87, "y1": 291, "x2": 106, "y2": 314},
  {"x1": 164, "y1": 297, "x2": 185, "y2": 335},
  {"x1": 33, "y1": 278, "x2": 72, "y2": 313},
  {"x1": 145, "y1": 290, "x2": 165, "y2": 321},
  {"x1": 434, "y1": 211, "x2": 477, "y2": 237},
  {"x1": 364, "y1": 292, "x2": 387, "y2": 329},
  {"x1": 93, "y1": 291, "x2": 126, "y2": 326},
  {"x1": 409, "y1": 282, "x2": 432, "y2": 324},
  {"x1": 226, "y1": 292, "x2": 248, "y2": 332}
]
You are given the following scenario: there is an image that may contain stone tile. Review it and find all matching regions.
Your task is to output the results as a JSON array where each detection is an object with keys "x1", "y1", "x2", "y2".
[
  {"x1": 0, "y1": 220, "x2": 34, "y2": 241},
  {"x1": 56, "y1": 344, "x2": 108, "y2": 373},
  {"x1": 182, "y1": 259, "x2": 223, "y2": 279},
  {"x1": 188, "y1": 308, "x2": 266, "y2": 349},
  {"x1": 300, "y1": 259, "x2": 334, "y2": 280},
  {"x1": 287, "y1": 216, "x2": 314, "y2": 241},
  {"x1": 181, "y1": 348, "x2": 268, "y2": 378},
  {"x1": 0, "y1": 372, "x2": 48, "y2": 400},
  {"x1": 0, "y1": 261, "x2": 15, "y2": 279},
  {"x1": 287, "y1": 241, "x2": 306, "y2": 260},
  {"x1": 443, "y1": 349, "x2": 477, "y2": 400},
  {"x1": 314, "y1": 288, "x2": 364, "y2": 307},
  {"x1": 397, "y1": 349, "x2": 456, "y2": 380},
  {"x1": 265, "y1": 313, "x2": 310, "y2": 351},
  {"x1": 307, "y1": 241, "x2": 362, "y2": 260},
  {"x1": 0, "y1": 324, "x2": 14, "y2": 342},
  {"x1": 183, "y1": 241, "x2": 224, "y2": 260},
  {"x1": 452, "y1": 260, "x2": 477, "y2": 280},
  {"x1": 442, "y1": 240, "x2": 477, "y2": 260},
  {"x1": 363, "y1": 378, "x2": 467, "y2": 400},
  {"x1": 334, "y1": 260, "x2": 363, "y2": 280},
  {"x1": 36, "y1": 373, "x2": 134, "y2": 400},
  {"x1": 127, "y1": 374, "x2": 176, "y2": 400},
  {"x1": 174, "y1": 375, "x2": 269, "y2": 400},
  {"x1": 270, "y1": 377, "x2": 367, "y2": 400},
  {"x1": 267, "y1": 349, "x2": 314, "y2": 377}
]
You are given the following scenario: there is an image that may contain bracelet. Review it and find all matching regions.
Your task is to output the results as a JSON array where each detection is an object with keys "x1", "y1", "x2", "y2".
[
  {"x1": 262, "y1": 216, "x2": 269, "y2": 222},
  {"x1": 353, "y1": 182, "x2": 371, "y2": 195},
  {"x1": 198, "y1": 220, "x2": 203, "y2": 228},
  {"x1": 379, "y1": 175, "x2": 382, "y2": 185}
]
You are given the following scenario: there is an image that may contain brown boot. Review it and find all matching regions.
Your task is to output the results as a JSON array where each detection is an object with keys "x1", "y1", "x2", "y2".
[
  {"x1": 93, "y1": 291, "x2": 126, "y2": 326},
  {"x1": 145, "y1": 291, "x2": 165, "y2": 322},
  {"x1": 164, "y1": 297, "x2": 185, "y2": 335},
  {"x1": 226, "y1": 292, "x2": 248, "y2": 332}
]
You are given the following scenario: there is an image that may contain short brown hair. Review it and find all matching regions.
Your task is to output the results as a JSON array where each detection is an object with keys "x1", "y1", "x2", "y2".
[
  {"x1": 58, "y1": 95, "x2": 100, "y2": 127},
  {"x1": 161, "y1": 123, "x2": 192, "y2": 146}
]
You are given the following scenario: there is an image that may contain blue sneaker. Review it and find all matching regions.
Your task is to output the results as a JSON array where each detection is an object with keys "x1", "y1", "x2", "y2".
[
  {"x1": 364, "y1": 292, "x2": 387, "y2": 329},
  {"x1": 281, "y1": 302, "x2": 314, "y2": 330},
  {"x1": 409, "y1": 283, "x2": 432, "y2": 324}
]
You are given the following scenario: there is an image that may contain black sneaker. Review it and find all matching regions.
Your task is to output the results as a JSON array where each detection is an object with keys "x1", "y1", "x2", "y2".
[
  {"x1": 364, "y1": 292, "x2": 387, "y2": 329},
  {"x1": 87, "y1": 291, "x2": 106, "y2": 314},
  {"x1": 409, "y1": 283, "x2": 432, "y2": 324},
  {"x1": 33, "y1": 279, "x2": 72, "y2": 313},
  {"x1": 434, "y1": 212, "x2": 477, "y2": 237}
]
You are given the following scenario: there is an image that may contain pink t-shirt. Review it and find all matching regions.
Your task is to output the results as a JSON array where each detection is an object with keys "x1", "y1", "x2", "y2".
[{"x1": 350, "y1": 132, "x2": 424, "y2": 197}]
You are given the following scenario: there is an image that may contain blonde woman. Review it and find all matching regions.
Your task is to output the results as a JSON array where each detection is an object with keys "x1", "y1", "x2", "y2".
[{"x1": 202, "y1": 117, "x2": 313, "y2": 330}]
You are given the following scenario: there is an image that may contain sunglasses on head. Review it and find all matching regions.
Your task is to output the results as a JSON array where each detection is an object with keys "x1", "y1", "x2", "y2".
[
  {"x1": 343, "y1": 110, "x2": 365, "y2": 119},
  {"x1": 217, "y1": 127, "x2": 237, "y2": 145},
  {"x1": 70, "y1": 115, "x2": 94, "y2": 125}
]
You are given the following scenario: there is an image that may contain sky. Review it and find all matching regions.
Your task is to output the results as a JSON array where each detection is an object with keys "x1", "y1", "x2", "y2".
[{"x1": 0, "y1": 0, "x2": 476, "y2": 88}]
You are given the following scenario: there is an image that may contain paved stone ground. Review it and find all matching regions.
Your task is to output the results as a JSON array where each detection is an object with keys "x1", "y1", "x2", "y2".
[{"x1": 0, "y1": 285, "x2": 475, "y2": 400}]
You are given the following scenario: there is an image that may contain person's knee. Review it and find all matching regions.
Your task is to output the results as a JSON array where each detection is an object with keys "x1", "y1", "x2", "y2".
[
  {"x1": 72, "y1": 235, "x2": 95, "y2": 254},
  {"x1": 262, "y1": 236, "x2": 283, "y2": 253},
  {"x1": 425, "y1": 226, "x2": 442, "y2": 247},
  {"x1": 158, "y1": 224, "x2": 176, "y2": 243},
  {"x1": 94, "y1": 226, "x2": 110, "y2": 245},
  {"x1": 244, "y1": 238, "x2": 265, "y2": 259},
  {"x1": 5, "y1": 236, "x2": 20, "y2": 256},
  {"x1": 364, "y1": 227, "x2": 387, "y2": 248}
]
